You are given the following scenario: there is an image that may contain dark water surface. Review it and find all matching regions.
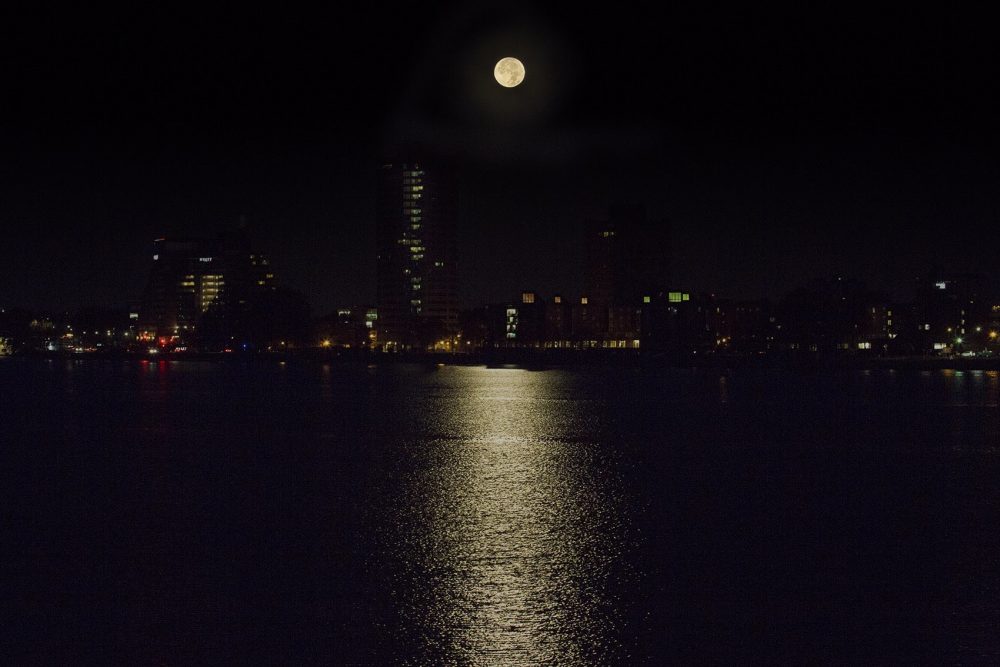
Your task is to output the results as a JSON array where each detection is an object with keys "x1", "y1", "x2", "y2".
[{"x1": 3, "y1": 359, "x2": 999, "y2": 663}]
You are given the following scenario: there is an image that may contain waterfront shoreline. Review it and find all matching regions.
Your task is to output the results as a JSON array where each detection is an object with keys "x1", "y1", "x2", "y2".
[{"x1": 10, "y1": 349, "x2": 1000, "y2": 371}]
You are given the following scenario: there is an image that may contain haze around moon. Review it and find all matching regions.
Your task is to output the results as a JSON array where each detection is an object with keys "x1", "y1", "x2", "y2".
[{"x1": 494, "y1": 57, "x2": 525, "y2": 87}]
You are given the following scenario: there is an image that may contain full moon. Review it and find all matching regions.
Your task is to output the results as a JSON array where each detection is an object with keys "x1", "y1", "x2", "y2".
[{"x1": 494, "y1": 57, "x2": 525, "y2": 88}]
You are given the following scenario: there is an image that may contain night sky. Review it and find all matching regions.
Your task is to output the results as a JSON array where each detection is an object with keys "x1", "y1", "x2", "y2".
[{"x1": 2, "y1": 3, "x2": 997, "y2": 314}]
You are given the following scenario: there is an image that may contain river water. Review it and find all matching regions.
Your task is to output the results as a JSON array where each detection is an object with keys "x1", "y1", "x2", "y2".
[{"x1": 3, "y1": 359, "x2": 999, "y2": 663}]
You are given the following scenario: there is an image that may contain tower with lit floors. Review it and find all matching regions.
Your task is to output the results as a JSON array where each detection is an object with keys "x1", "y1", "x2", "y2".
[{"x1": 376, "y1": 161, "x2": 458, "y2": 349}]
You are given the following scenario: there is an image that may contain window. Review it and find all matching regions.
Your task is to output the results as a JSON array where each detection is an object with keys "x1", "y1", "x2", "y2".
[
  {"x1": 521, "y1": 292, "x2": 535, "y2": 304},
  {"x1": 505, "y1": 308, "x2": 518, "y2": 339}
]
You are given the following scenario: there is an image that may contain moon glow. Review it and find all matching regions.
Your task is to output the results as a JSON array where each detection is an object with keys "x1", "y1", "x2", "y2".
[{"x1": 494, "y1": 57, "x2": 525, "y2": 88}]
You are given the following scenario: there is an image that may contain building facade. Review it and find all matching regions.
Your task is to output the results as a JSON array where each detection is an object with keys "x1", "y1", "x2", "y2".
[
  {"x1": 376, "y1": 161, "x2": 458, "y2": 348},
  {"x1": 137, "y1": 231, "x2": 275, "y2": 343}
]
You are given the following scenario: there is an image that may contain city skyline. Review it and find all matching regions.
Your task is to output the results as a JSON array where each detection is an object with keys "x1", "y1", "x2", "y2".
[
  {"x1": 2, "y1": 213, "x2": 997, "y2": 320},
  {"x1": 4, "y1": 208, "x2": 997, "y2": 359}
]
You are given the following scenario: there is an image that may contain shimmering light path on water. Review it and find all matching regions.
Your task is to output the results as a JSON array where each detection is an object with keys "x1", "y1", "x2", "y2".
[{"x1": 375, "y1": 368, "x2": 633, "y2": 664}]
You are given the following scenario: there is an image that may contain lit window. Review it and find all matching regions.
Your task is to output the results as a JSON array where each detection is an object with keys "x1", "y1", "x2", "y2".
[
  {"x1": 554, "y1": 296, "x2": 562, "y2": 304},
  {"x1": 580, "y1": 297, "x2": 588, "y2": 305},
  {"x1": 643, "y1": 296, "x2": 651, "y2": 304},
  {"x1": 505, "y1": 307, "x2": 518, "y2": 339},
  {"x1": 522, "y1": 292, "x2": 535, "y2": 304}
]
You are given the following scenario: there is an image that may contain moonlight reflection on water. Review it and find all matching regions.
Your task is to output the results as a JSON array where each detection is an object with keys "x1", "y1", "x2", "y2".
[{"x1": 377, "y1": 368, "x2": 633, "y2": 665}]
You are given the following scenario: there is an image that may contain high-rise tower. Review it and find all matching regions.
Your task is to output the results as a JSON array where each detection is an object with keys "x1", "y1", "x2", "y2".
[{"x1": 376, "y1": 161, "x2": 458, "y2": 348}]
